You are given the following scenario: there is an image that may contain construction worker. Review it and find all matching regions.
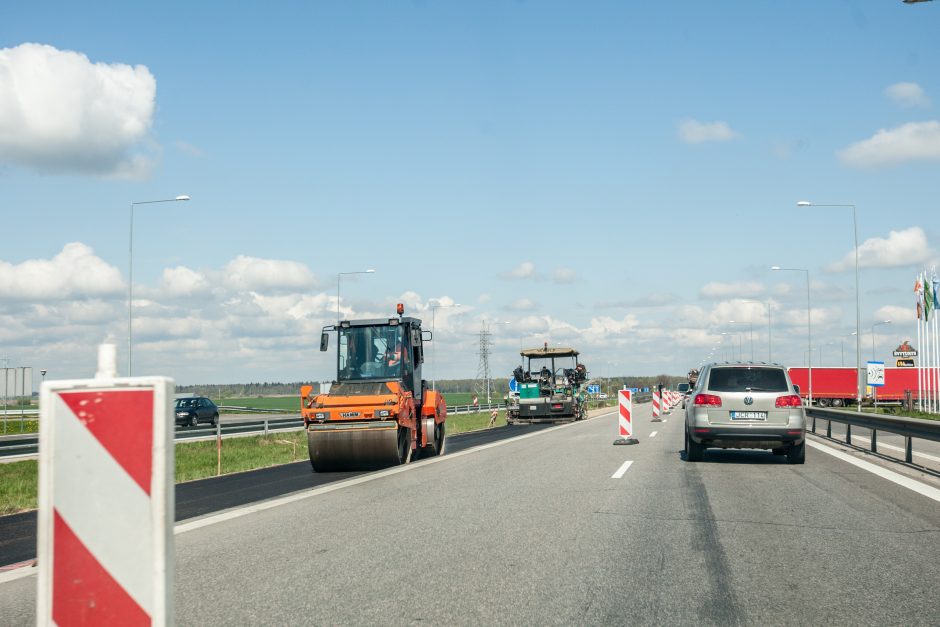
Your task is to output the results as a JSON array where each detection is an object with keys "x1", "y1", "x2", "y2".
[{"x1": 489, "y1": 407, "x2": 499, "y2": 427}]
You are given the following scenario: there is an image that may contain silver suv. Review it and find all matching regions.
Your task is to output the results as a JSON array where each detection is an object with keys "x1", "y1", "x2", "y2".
[{"x1": 684, "y1": 363, "x2": 806, "y2": 464}]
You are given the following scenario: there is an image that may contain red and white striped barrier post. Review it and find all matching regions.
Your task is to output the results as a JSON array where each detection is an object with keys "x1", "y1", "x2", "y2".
[
  {"x1": 37, "y1": 344, "x2": 174, "y2": 625},
  {"x1": 651, "y1": 389, "x2": 662, "y2": 422},
  {"x1": 613, "y1": 388, "x2": 639, "y2": 445}
]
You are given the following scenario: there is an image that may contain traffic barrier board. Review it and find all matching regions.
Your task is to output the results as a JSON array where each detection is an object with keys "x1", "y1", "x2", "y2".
[
  {"x1": 613, "y1": 389, "x2": 638, "y2": 445},
  {"x1": 37, "y1": 345, "x2": 174, "y2": 625}
]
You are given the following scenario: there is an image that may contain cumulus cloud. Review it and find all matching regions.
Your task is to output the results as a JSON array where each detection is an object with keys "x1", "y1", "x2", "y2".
[
  {"x1": 0, "y1": 243, "x2": 124, "y2": 300},
  {"x1": 827, "y1": 227, "x2": 933, "y2": 271},
  {"x1": 160, "y1": 266, "x2": 209, "y2": 297},
  {"x1": 678, "y1": 119, "x2": 740, "y2": 144},
  {"x1": 0, "y1": 43, "x2": 157, "y2": 178},
  {"x1": 839, "y1": 121, "x2": 940, "y2": 168},
  {"x1": 885, "y1": 82, "x2": 930, "y2": 108},
  {"x1": 874, "y1": 305, "x2": 914, "y2": 323},
  {"x1": 596, "y1": 293, "x2": 677, "y2": 309},
  {"x1": 503, "y1": 261, "x2": 536, "y2": 280},
  {"x1": 699, "y1": 281, "x2": 764, "y2": 300},
  {"x1": 224, "y1": 255, "x2": 317, "y2": 292},
  {"x1": 553, "y1": 267, "x2": 578, "y2": 284}
]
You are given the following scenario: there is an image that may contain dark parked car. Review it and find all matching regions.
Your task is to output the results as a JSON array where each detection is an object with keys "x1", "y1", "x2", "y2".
[{"x1": 175, "y1": 396, "x2": 220, "y2": 427}]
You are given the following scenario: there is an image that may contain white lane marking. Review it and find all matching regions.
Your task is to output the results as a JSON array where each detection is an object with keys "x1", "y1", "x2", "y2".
[
  {"x1": 611, "y1": 460, "x2": 634, "y2": 479},
  {"x1": 829, "y1": 435, "x2": 940, "y2": 464},
  {"x1": 661, "y1": 419, "x2": 667, "y2": 423},
  {"x1": 649, "y1": 431, "x2": 658, "y2": 438},
  {"x1": 807, "y1": 440, "x2": 940, "y2": 504}
]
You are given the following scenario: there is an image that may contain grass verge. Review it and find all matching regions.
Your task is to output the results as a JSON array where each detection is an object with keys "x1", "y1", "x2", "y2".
[{"x1": 0, "y1": 410, "x2": 512, "y2": 515}]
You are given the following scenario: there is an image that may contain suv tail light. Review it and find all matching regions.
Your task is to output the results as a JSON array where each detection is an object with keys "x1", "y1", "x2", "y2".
[
  {"x1": 775, "y1": 394, "x2": 802, "y2": 408},
  {"x1": 694, "y1": 393, "x2": 722, "y2": 407}
]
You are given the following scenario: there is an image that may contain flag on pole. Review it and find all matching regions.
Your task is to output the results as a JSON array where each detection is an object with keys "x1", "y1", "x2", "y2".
[
  {"x1": 926, "y1": 280, "x2": 933, "y2": 322},
  {"x1": 933, "y1": 268, "x2": 939, "y2": 309},
  {"x1": 915, "y1": 277, "x2": 924, "y2": 320}
]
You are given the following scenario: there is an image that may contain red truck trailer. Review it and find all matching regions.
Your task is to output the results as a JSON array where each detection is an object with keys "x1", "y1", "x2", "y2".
[{"x1": 787, "y1": 366, "x2": 937, "y2": 405}]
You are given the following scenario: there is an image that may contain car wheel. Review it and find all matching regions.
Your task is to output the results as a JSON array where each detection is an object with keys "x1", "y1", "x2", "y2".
[
  {"x1": 189, "y1": 415, "x2": 198, "y2": 428},
  {"x1": 685, "y1": 427, "x2": 704, "y2": 462},
  {"x1": 211, "y1": 413, "x2": 219, "y2": 427},
  {"x1": 787, "y1": 441, "x2": 806, "y2": 464}
]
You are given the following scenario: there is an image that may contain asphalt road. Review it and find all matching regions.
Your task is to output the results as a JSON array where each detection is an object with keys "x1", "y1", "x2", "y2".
[
  {"x1": 0, "y1": 420, "x2": 557, "y2": 569},
  {"x1": 2, "y1": 404, "x2": 938, "y2": 626}
]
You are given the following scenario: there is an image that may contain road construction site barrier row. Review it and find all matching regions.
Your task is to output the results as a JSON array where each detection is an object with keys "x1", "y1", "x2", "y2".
[{"x1": 806, "y1": 407, "x2": 940, "y2": 464}]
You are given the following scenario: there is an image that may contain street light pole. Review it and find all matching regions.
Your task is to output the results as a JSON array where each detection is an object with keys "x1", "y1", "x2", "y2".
[
  {"x1": 336, "y1": 269, "x2": 375, "y2": 322},
  {"x1": 729, "y1": 320, "x2": 754, "y2": 361},
  {"x1": 129, "y1": 195, "x2": 190, "y2": 376},
  {"x1": 798, "y1": 201, "x2": 861, "y2": 408},
  {"x1": 430, "y1": 301, "x2": 461, "y2": 390},
  {"x1": 871, "y1": 320, "x2": 892, "y2": 360},
  {"x1": 772, "y1": 266, "x2": 812, "y2": 405}
]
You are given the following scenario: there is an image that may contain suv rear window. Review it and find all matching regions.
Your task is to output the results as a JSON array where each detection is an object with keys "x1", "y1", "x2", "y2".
[{"x1": 707, "y1": 367, "x2": 788, "y2": 392}]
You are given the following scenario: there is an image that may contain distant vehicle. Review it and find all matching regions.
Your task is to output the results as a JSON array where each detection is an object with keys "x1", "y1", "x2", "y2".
[
  {"x1": 787, "y1": 366, "x2": 937, "y2": 406},
  {"x1": 175, "y1": 397, "x2": 220, "y2": 427},
  {"x1": 685, "y1": 363, "x2": 806, "y2": 464},
  {"x1": 506, "y1": 345, "x2": 588, "y2": 423},
  {"x1": 598, "y1": 393, "x2": 608, "y2": 399}
]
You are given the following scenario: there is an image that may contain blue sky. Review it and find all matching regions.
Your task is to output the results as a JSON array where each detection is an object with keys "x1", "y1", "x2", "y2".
[{"x1": 1, "y1": 1, "x2": 938, "y2": 386}]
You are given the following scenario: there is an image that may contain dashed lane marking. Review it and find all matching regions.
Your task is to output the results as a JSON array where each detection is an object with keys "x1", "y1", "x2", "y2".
[
  {"x1": 611, "y1": 460, "x2": 634, "y2": 479},
  {"x1": 649, "y1": 431, "x2": 658, "y2": 438}
]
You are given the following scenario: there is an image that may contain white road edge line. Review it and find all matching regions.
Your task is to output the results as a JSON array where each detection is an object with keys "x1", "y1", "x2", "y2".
[
  {"x1": 611, "y1": 460, "x2": 634, "y2": 479},
  {"x1": 649, "y1": 431, "x2": 658, "y2": 438},
  {"x1": 0, "y1": 409, "x2": 621, "y2": 585},
  {"x1": 806, "y1": 440, "x2": 940, "y2": 504},
  {"x1": 830, "y1": 435, "x2": 940, "y2": 464}
]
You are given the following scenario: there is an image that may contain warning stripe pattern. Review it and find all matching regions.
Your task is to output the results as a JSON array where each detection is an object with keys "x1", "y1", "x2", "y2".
[
  {"x1": 652, "y1": 390, "x2": 661, "y2": 418},
  {"x1": 51, "y1": 390, "x2": 155, "y2": 624},
  {"x1": 618, "y1": 389, "x2": 632, "y2": 437}
]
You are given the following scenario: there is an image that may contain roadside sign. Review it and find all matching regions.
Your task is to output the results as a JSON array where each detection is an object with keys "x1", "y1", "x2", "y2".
[
  {"x1": 37, "y1": 345, "x2": 175, "y2": 625},
  {"x1": 587, "y1": 384, "x2": 600, "y2": 394},
  {"x1": 866, "y1": 361, "x2": 885, "y2": 387},
  {"x1": 508, "y1": 378, "x2": 519, "y2": 393},
  {"x1": 896, "y1": 358, "x2": 915, "y2": 368}
]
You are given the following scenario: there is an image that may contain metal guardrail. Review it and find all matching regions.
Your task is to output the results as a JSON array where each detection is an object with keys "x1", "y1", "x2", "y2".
[{"x1": 806, "y1": 407, "x2": 940, "y2": 464}]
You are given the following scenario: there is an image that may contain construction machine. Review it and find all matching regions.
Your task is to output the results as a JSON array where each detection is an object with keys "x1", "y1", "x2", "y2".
[
  {"x1": 300, "y1": 304, "x2": 447, "y2": 472},
  {"x1": 506, "y1": 345, "x2": 588, "y2": 423}
]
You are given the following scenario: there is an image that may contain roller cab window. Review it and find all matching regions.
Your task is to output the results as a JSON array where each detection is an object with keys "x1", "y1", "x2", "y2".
[{"x1": 338, "y1": 325, "x2": 405, "y2": 381}]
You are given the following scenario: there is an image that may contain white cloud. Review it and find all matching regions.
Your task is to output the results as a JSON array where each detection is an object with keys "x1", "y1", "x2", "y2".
[
  {"x1": 885, "y1": 82, "x2": 930, "y2": 108},
  {"x1": 503, "y1": 261, "x2": 536, "y2": 280},
  {"x1": 678, "y1": 119, "x2": 740, "y2": 144},
  {"x1": 224, "y1": 255, "x2": 317, "y2": 292},
  {"x1": 0, "y1": 243, "x2": 124, "y2": 300},
  {"x1": 553, "y1": 267, "x2": 578, "y2": 284},
  {"x1": 160, "y1": 266, "x2": 209, "y2": 297},
  {"x1": 839, "y1": 121, "x2": 940, "y2": 168},
  {"x1": 827, "y1": 227, "x2": 933, "y2": 271},
  {"x1": 0, "y1": 43, "x2": 157, "y2": 178},
  {"x1": 699, "y1": 281, "x2": 764, "y2": 300},
  {"x1": 874, "y1": 305, "x2": 914, "y2": 324}
]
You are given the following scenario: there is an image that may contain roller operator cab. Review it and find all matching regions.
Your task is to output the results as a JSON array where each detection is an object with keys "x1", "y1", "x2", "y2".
[{"x1": 300, "y1": 305, "x2": 447, "y2": 472}]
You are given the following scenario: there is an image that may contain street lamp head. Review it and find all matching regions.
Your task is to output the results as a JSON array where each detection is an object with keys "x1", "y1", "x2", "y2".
[
  {"x1": 796, "y1": 201, "x2": 812, "y2": 207},
  {"x1": 770, "y1": 266, "x2": 781, "y2": 271},
  {"x1": 175, "y1": 195, "x2": 191, "y2": 201},
  {"x1": 366, "y1": 269, "x2": 375, "y2": 273}
]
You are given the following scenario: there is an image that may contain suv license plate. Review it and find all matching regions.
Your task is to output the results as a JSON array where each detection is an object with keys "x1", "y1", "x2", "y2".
[{"x1": 730, "y1": 411, "x2": 767, "y2": 420}]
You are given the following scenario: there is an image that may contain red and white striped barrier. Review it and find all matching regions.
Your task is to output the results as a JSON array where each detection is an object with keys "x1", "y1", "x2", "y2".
[
  {"x1": 651, "y1": 390, "x2": 662, "y2": 421},
  {"x1": 613, "y1": 388, "x2": 638, "y2": 445},
  {"x1": 618, "y1": 389, "x2": 633, "y2": 438},
  {"x1": 37, "y1": 345, "x2": 174, "y2": 625}
]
